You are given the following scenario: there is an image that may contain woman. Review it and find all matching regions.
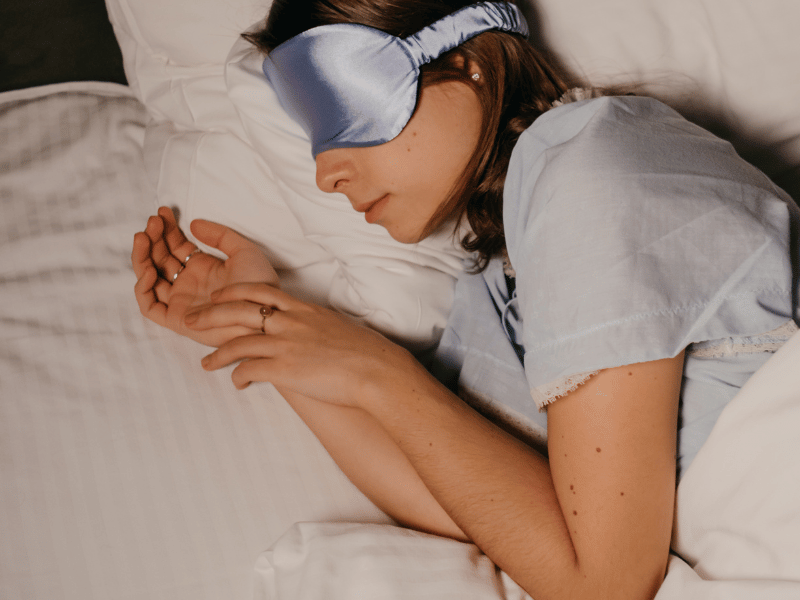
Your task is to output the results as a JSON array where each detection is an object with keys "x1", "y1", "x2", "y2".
[{"x1": 131, "y1": 2, "x2": 799, "y2": 598}]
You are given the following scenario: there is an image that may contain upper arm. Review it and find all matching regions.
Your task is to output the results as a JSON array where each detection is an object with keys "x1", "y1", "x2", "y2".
[{"x1": 546, "y1": 353, "x2": 684, "y2": 599}]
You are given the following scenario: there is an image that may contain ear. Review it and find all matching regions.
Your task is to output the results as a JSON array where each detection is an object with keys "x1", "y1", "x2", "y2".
[
  {"x1": 467, "y1": 59, "x2": 483, "y2": 82},
  {"x1": 451, "y1": 54, "x2": 483, "y2": 80}
]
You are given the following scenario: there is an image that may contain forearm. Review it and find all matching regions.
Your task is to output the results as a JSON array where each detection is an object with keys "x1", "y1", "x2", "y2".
[
  {"x1": 277, "y1": 388, "x2": 467, "y2": 541},
  {"x1": 358, "y1": 362, "x2": 584, "y2": 600},
  {"x1": 356, "y1": 351, "x2": 677, "y2": 600}
]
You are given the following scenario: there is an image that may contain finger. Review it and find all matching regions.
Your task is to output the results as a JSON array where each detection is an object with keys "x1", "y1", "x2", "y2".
[
  {"x1": 152, "y1": 276, "x2": 174, "y2": 304},
  {"x1": 146, "y1": 216, "x2": 184, "y2": 282},
  {"x1": 133, "y1": 234, "x2": 172, "y2": 301},
  {"x1": 202, "y1": 334, "x2": 276, "y2": 371},
  {"x1": 190, "y1": 219, "x2": 254, "y2": 258},
  {"x1": 134, "y1": 265, "x2": 168, "y2": 326},
  {"x1": 159, "y1": 206, "x2": 199, "y2": 264},
  {"x1": 211, "y1": 283, "x2": 297, "y2": 311},
  {"x1": 185, "y1": 300, "x2": 279, "y2": 332},
  {"x1": 231, "y1": 358, "x2": 278, "y2": 390},
  {"x1": 144, "y1": 216, "x2": 172, "y2": 264},
  {"x1": 131, "y1": 231, "x2": 153, "y2": 279},
  {"x1": 143, "y1": 213, "x2": 165, "y2": 245}
]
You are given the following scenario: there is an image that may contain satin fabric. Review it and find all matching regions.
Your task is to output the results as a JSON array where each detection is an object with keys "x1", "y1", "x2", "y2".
[{"x1": 262, "y1": 2, "x2": 528, "y2": 157}]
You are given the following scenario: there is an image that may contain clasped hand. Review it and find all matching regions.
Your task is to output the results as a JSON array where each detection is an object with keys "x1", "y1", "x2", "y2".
[
  {"x1": 132, "y1": 207, "x2": 411, "y2": 407},
  {"x1": 183, "y1": 283, "x2": 412, "y2": 406}
]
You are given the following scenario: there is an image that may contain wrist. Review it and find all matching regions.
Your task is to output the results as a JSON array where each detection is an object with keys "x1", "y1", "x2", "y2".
[{"x1": 356, "y1": 345, "x2": 443, "y2": 419}]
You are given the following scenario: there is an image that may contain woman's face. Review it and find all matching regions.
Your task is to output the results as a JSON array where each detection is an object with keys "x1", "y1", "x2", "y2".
[{"x1": 315, "y1": 80, "x2": 482, "y2": 243}]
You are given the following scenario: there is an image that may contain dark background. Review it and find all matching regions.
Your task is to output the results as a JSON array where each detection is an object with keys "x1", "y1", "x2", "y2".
[{"x1": 0, "y1": 0, "x2": 126, "y2": 93}]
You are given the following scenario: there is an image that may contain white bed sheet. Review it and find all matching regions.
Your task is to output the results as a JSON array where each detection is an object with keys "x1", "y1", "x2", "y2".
[{"x1": 0, "y1": 83, "x2": 391, "y2": 600}]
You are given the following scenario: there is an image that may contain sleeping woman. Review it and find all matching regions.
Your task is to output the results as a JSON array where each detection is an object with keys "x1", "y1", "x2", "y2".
[{"x1": 131, "y1": 1, "x2": 800, "y2": 598}]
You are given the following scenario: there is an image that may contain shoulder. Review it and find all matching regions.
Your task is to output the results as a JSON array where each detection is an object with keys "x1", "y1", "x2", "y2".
[
  {"x1": 506, "y1": 95, "x2": 733, "y2": 199},
  {"x1": 502, "y1": 98, "x2": 796, "y2": 390},
  {"x1": 503, "y1": 95, "x2": 788, "y2": 258}
]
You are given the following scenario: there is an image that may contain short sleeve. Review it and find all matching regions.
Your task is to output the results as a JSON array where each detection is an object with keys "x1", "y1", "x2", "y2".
[{"x1": 503, "y1": 97, "x2": 798, "y2": 402}]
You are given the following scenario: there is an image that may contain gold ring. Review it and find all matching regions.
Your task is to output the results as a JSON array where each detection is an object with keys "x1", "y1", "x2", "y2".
[
  {"x1": 260, "y1": 305, "x2": 274, "y2": 333},
  {"x1": 172, "y1": 265, "x2": 184, "y2": 282}
]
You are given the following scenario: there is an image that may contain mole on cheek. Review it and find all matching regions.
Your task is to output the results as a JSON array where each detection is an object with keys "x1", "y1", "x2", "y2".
[
  {"x1": 596, "y1": 447, "x2": 601, "y2": 453},
  {"x1": 573, "y1": 510, "x2": 578, "y2": 516}
]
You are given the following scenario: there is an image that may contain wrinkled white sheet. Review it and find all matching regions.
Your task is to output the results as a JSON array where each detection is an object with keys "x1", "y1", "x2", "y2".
[{"x1": 0, "y1": 84, "x2": 391, "y2": 600}]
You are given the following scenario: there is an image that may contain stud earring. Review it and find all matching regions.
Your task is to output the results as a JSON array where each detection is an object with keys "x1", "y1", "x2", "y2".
[{"x1": 471, "y1": 73, "x2": 480, "y2": 81}]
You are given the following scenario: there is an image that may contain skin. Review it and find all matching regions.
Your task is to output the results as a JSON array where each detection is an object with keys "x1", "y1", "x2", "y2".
[
  {"x1": 132, "y1": 207, "x2": 279, "y2": 347},
  {"x1": 132, "y1": 80, "x2": 683, "y2": 600},
  {"x1": 315, "y1": 80, "x2": 482, "y2": 242}
]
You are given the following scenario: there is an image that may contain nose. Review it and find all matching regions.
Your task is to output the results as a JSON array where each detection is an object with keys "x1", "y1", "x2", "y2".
[{"x1": 315, "y1": 149, "x2": 356, "y2": 194}]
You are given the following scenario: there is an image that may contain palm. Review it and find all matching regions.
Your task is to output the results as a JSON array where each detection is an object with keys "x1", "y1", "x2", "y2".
[
  {"x1": 167, "y1": 250, "x2": 276, "y2": 340},
  {"x1": 133, "y1": 207, "x2": 279, "y2": 347}
]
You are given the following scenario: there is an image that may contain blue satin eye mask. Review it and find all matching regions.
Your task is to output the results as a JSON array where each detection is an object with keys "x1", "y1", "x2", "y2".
[{"x1": 262, "y1": 2, "x2": 528, "y2": 157}]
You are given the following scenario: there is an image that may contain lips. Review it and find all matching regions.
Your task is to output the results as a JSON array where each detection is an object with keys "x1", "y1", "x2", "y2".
[{"x1": 358, "y1": 194, "x2": 389, "y2": 224}]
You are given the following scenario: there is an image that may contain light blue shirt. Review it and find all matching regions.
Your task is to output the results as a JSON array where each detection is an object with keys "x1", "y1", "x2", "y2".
[{"x1": 434, "y1": 96, "x2": 799, "y2": 478}]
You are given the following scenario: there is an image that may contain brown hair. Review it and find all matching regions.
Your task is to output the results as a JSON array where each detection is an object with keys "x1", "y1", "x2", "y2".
[{"x1": 243, "y1": 0, "x2": 570, "y2": 270}]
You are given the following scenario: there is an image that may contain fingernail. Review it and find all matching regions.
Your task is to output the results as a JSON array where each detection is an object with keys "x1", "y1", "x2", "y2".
[{"x1": 185, "y1": 313, "x2": 198, "y2": 325}]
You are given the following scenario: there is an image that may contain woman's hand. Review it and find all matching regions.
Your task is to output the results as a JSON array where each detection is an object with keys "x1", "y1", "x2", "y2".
[
  {"x1": 132, "y1": 206, "x2": 280, "y2": 347},
  {"x1": 185, "y1": 282, "x2": 417, "y2": 406}
]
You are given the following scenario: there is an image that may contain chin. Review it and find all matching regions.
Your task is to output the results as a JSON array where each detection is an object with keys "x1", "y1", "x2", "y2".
[
  {"x1": 385, "y1": 217, "x2": 453, "y2": 245},
  {"x1": 386, "y1": 227, "x2": 425, "y2": 245},
  {"x1": 388, "y1": 233, "x2": 418, "y2": 244}
]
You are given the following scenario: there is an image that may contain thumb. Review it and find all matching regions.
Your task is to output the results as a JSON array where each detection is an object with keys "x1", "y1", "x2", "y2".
[{"x1": 190, "y1": 219, "x2": 255, "y2": 257}]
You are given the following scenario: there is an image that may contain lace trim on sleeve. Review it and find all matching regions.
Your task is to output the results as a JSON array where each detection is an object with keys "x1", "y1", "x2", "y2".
[
  {"x1": 529, "y1": 321, "x2": 798, "y2": 410},
  {"x1": 689, "y1": 321, "x2": 798, "y2": 359},
  {"x1": 530, "y1": 370, "x2": 600, "y2": 411}
]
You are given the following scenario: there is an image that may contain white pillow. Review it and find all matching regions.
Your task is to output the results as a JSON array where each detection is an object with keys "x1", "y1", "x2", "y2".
[
  {"x1": 104, "y1": 0, "x2": 268, "y2": 128},
  {"x1": 105, "y1": 0, "x2": 466, "y2": 351}
]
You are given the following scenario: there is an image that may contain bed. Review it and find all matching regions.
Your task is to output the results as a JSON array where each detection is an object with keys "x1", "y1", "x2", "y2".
[{"x1": 1, "y1": 1, "x2": 798, "y2": 599}]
